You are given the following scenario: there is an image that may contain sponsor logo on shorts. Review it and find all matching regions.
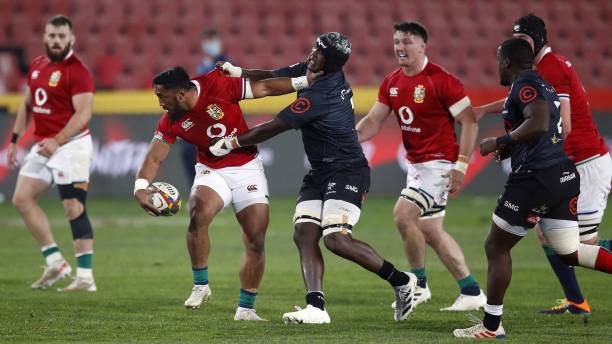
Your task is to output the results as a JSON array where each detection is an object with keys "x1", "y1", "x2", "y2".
[
  {"x1": 569, "y1": 196, "x2": 578, "y2": 216},
  {"x1": 326, "y1": 182, "x2": 336, "y2": 195},
  {"x1": 206, "y1": 104, "x2": 224, "y2": 120},
  {"x1": 559, "y1": 172, "x2": 576, "y2": 183},
  {"x1": 345, "y1": 184, "x2": 358, "y2": 193},
  {"x1": 530, "y1": 204, "x2": 548, "y2": 214},
  {"x1": 504, "y1": 200, "x2": 519, "y2": 212},
  {"x1": 247, "y1": 184, "x2": 258, "y2": 192},
  {"x1": 200, "y1": 169, "x2": 211, "y2": 175},
  {"x1": 526, "y1": 214, "x2": 541, "y2": 224}
]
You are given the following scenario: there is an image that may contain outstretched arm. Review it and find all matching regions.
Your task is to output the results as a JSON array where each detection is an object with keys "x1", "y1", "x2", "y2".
[
  {"x1": 473, "y1": 98, "x2": 506, "y2": 120},
  {"x1": 355, "y1": 101, "x2": 392, "y2": 143},
  {"x1": 209, "y1": 117, "x2": 291, "y2": 156},
  {"x1": 480, "y1": 99, "x2": 550, "y2": 156},
  {"x1": 217, "y1": 61, "x2": 275, "y2": 80}
]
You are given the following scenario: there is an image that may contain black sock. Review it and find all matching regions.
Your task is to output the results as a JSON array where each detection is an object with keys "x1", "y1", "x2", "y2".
[
  {"x1": 306, "y1": 291, "x2": 325, "y2": 311},
  {"x1": 377, "y1": 260, "x2": 410, "y2": 287},
  {"x1": 483, "y1": 312, "x2": 501, "y2": 331}
]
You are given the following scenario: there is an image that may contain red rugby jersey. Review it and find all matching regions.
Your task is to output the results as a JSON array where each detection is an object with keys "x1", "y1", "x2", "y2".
[
  {"x1": 154, "y1": 69, "x2": 258, "y2": 169},
  {"x1": 536, "y1": 48, "x2": 608, "y2": 162},
  {"x1": 27, "y1": 51, "x2": 94, "y2": 140},
  {"x1": 378, "y1": 59, "x2": 471, "y2": 163}
]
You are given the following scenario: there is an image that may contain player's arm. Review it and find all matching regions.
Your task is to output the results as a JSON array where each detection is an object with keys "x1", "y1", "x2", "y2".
[
  {"x1": 248, "y1": 68, "x2": 323, "y2": 98},
  {"x1": 8, "y1": 86, "x2": 33, "y2": 169},
  {"x1": 133, "y1": 139, "x2": 171, "y2": 216},
  {"x1": 559, "y1": 98, "x2": 571, "y2": 138},
  {"x1": 480, "y1": 99, "x2": 549, "y2": 155},
  {"x1": 448, "y1": 106, "x2": 479, "y2": 194},
  {"x1": 209, "y1": 117, "x2": 292, "y2": 156},
  {"x1": 38, "y1": 92, "x2": 94, "y2": 157},
  {"x1": 355, "y1": 101, "x2": 392, "y2": 143},
  {"x1": 217, "y1": 61, "x2": 275, "y2": 80},
  {"x1": 473, "y1": 98, "x2": 506, "y2": 120}
]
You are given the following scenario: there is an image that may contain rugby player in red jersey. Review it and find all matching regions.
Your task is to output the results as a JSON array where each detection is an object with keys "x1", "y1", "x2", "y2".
[
  {"x1": 134, "y1": 65, "x2": 319, "y2": 320},
  {"x1": 356, "y1": 21, "x2": 484, "y2": 311},
  {"x1": 9, "y1": 15, "x2": 96, "y2": 292},
  {"x1": 476, "y1": 14, "x2": 611, "y2": 316}
]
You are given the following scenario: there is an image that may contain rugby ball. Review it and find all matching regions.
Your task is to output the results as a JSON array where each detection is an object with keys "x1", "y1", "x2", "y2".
[{"x1": 148, "y1": 182, "x2": 181, "y2": 216}]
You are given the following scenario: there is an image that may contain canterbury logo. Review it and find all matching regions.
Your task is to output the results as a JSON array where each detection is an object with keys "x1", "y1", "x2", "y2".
[{"x1": 247, "y1": 184, "x2": 258, "y2": 192}]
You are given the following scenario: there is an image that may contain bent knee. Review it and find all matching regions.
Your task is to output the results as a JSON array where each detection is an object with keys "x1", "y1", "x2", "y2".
[
  {"x1": 323, "y1": 232, "x2": 351, "y2": 254},
  {"x1": 12, "y1": 193, "x2": 33, "y2": 211},
  {"x1": 62, "y1": 198, "x2": 85, "y2": 220}
]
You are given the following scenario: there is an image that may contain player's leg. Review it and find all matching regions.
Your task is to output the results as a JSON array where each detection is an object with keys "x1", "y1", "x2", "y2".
[
  {"x1": 282, "y1": 170, "x2": 330, "y2": 324},
  {"x1": 12, "y1": 152, "x2": 71, "y2": 289},
  {"x1": 319, "y1": 166, "x2": 417, "y2": 321},
  {"x1": 227, "y1": 161, "x2": 271, "y2": 320},
  {"x1": 393, "y1": 198, "x2": 426, "y2": 281},
  {"x1": 183, "y1": 165, "x2": 229, "y2": 309},
  {"x1": 56, "y1": 182, "x2": 96, "y2": 292},
  {"x1": 419, "y1": 217, "x2": 485, "y2": 311}
]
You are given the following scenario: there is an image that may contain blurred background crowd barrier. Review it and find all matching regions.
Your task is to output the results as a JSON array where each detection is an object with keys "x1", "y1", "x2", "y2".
[{"x1": 0, "y1": 0, "x2": 610, "y2": 198}]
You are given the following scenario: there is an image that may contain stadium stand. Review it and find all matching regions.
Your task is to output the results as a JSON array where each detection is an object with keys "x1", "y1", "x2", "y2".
[{"x1": 1, "y1": 0, "x2": 610, "y2": 90}]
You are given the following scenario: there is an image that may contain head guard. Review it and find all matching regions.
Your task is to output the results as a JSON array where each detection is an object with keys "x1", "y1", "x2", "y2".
[
  {"x1": 513, "y1": 14, "x2": 548, "y2": 55},
  {"x1": 315, "y1": 32, "x2": 351, "y2": 74}
]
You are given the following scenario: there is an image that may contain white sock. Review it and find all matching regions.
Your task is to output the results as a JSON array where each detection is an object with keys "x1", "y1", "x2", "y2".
[
  {"x1": 45, "y1": 252, "x2": 64, "y2": 266},
  {"x1": 484, "y1": 303, "x2": 504, "y2": 316},
  {"x1": 77, "y1": 268, "x2": 93, "y2": 279}
]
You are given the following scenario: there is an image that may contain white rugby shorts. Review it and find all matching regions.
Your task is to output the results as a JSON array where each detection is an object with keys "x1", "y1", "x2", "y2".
[
  {"x1": 192, "y1": 157, "x2": 269, "y2": 213},
  {"x1": 575, "y1": 153, "x2": 612, "y2": 241},
  {"x1": 19, "y1": 132, "x2": 93, "y2": 185},
  {"x1": 401, "y1": 160, "x2": 454, "y2": 219}
]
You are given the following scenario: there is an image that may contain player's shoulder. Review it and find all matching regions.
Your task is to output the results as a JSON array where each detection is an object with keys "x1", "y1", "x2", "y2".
[
  {"x1": 66, "y1": 54, "x2": 93, "y2": 75},
  {"x1": 30, "y1": 55, "x2": 48, "y2": 69},
  {"x1": 426, "y1": 61, "x2": 462, "y2": 83}
]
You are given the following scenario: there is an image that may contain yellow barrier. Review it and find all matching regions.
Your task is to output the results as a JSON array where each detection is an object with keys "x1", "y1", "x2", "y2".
[{"x1": 0, "y1": 87, "x2": 379, "y2": 115}]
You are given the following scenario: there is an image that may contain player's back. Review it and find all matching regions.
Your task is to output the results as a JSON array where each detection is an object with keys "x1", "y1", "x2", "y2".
[
  {"x1": 536, "y1": 50, "x2": 608, "y2": 162},
  {"x1": 278, "y1": 70, "x2": 366, "y2": 170},
  {"x1": 504, "y1": 70, "x2": 567, "y2": 171}
]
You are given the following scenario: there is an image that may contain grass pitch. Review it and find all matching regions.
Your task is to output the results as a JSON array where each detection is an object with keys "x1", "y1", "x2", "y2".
[{"x1": 0, "y1": 195, "x2": 610, "y2": 343}]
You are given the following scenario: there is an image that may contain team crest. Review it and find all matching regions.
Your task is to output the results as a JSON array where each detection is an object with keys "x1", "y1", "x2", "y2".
[
  {"x1": 49, "y1": 70, "x2": 61, "y2": 87},
  {"x1": 413, "y1": 85, "x2": 425, "y2": 103},
  {"x1": 206, "y1": 104, "x2": 224, "y2": 120}
]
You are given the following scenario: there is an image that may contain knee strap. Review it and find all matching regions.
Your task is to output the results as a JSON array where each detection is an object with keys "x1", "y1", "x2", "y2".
[{"x1": 70, "y1": 209, "x2": 94, "y2": 240}]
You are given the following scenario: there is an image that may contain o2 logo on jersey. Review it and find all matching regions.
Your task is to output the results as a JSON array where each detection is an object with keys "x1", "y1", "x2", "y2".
[
  {"x1": 519, "y1": 85, "x2": 537, "y2": 103},
  {"x1": 398, "y1": 106, "x2": 414, "y2": 125},
  {"x1": 34, "y1": 88, "x2": 48, "y2": 106},
  {"x1": 290, "y1": 97, "x2": 311, "y2": 114}
]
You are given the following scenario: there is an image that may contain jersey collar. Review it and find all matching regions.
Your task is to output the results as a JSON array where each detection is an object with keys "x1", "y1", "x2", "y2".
[{"x1": 535, "y1": 46, "x2": 551, "y2": 65}]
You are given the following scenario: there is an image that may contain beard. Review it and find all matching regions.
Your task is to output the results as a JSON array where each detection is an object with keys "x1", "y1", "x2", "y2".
[
  {"x1": 46, "y1": 42, "x2": 72, "y2": 62},
  {"x1": 168, "y1": 110, "x2": 185, "y2": 122}
]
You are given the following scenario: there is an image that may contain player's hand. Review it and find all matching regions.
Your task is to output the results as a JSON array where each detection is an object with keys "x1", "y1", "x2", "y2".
[
  {"x1": 37, "y1": 138, "x2": 60, "y2": 157},
  {"x1": 134, "y1": 189, "x2": 161, "y2": 216},
  {"x1": 445, "y1": 169, "x2": 465, "y2": 195},
  {"x1": 209, "y1": 137, "x2": 233, "y2": 156},
  {"x1": 306, "y1": 68, "x2": 324, "y2": 85},
  {"x1": 492, "y1": 144, "x2": 508, "y2": 164},
  {"x1": 479, "y1": 137, "x2": 499, "y2": 156},
  {"x1": 7, "y1": 143, "x2": 19, "y2": 169},
  {"x1": 218, "y1": 61, "x2": 242, "y2": 77}
]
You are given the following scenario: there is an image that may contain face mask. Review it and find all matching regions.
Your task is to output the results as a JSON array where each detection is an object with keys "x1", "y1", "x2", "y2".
[{"x1": 202, "y1": 40, "x2": 221, "y2": 56}]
